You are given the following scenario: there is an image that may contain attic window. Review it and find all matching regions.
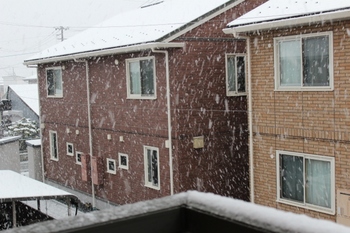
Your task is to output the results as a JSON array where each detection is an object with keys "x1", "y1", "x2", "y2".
[{"x1": 141, "y1": 1, "x2": 164, "y2": 8}]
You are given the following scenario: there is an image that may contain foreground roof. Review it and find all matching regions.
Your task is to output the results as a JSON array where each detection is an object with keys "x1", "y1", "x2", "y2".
[
  {"x1": 7, "y1": 191, "x2": 350, "y2": 233},
  {"x1": 24, "y1": 0, "x2": 237, "y2": 65},
  {"x1": 224, "y1": 0, "x2": 350, "y2": 34},
  {"x1": 0, "y1": 170, "x2": 77, "y2": 202}
]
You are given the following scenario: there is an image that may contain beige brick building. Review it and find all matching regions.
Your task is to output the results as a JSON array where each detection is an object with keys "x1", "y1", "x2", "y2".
[{"x1": 225, "y1": 0, "x2": 350, "y2": 224}]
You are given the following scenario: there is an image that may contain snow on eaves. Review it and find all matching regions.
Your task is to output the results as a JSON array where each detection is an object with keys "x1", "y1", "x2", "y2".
[
  {"x1": 226, "y1": 0, "x2": 350, "y2": 31},
  {"x1": 25, "y1": 0, "x2": 233, "y2": 63}
]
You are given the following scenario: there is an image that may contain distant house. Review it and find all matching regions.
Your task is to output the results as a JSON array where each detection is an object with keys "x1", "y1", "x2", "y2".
[
  {"x1": 224, "y1": 0, "x2": 350, "y2": 225},
  {"x1": 5, "y1": 84, "x2": 39, "y2": 123},
  {"x1": 24, "y1": 0, "x2": 266, "y2": 209}
]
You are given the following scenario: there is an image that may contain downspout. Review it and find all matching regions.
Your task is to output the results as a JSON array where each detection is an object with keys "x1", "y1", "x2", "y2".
[
  {"x1": 75, "y1": 59, "x2": 95, "y2": 208},
  {"x1": 84, "y1": 60, "x2": 96, "y2": 208},
  {"x1": 151, "y1": 48, "x2": 174, "y2": 196}
]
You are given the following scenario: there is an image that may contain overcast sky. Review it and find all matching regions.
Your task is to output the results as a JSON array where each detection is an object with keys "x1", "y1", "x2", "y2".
[{"x1": 0, "y1": 0, "x2": 150, "y2": 78}]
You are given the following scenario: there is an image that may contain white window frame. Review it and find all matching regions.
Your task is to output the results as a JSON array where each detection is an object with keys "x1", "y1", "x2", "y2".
[
  {"x1": 66, "y1": 142, "x2": 74, "y2": 156},
  {"x1": 46, "y1": 67, "x2": 63, "y2": 97},
  {"x1": 126, "y1": 56, "x2": 156, "y2": 100},
  {"x1": 118, "y1": 153, "x2": 129, "y2": 170},
  {"x1": 144, "y1": 146, "x2": 160, "y2": 190},
  {"x1": 276, "y1": 150, "x2": 335, "y2": 214},
  {"x1": 49, "y1": 130, "x2": 58, "y2": 161},
  {"x1": 274, "y1": 31, "x2": 333, "y2": 91},
  {"x1": 225, "y1": 53, "x2": 247, "y2": 96},
  {"x1": 107, "y1": 158, "x2": 116, "y2": 174},
  {"x1": 76, "y1": 151, "x2": 83, "y2": 165}
]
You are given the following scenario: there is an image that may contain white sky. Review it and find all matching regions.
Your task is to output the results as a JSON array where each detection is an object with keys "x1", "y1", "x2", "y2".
[{"x1": 0, "y1": 0, "x2": 147, "y2": 78}]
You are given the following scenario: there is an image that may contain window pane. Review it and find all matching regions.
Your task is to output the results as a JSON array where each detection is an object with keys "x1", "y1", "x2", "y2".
[
  {"x1": 109, "y1": 161, "x2": 115, "y2": 171},
  {"x1": 147, "y1": 149, "x2": 152, "y2": 183},
  {"x1": 140, "y1": 59, "x2": 154, "y2": 95},
  {"x1": 129, "y1": 62, "x2": 141, "y2": 94},
  {"x1": 47, "y1": 70, "x2": 55, "y2": 96},
  {"x1": 236, "y1": 56, "x2": 245, "y2": 92},
  {"x1": 51, "y1": 132, "x2": 57, "y2": 159},
  {"x1": 280, "y1": 154, "x2": 304, "y2": 202},
  {"x1": 305, "y1": 159, "x2": 331, "y2": 208},
  {"x1": 279, "y1": 40, "x2": 301, "y2": 86},
  {"x1": 303, "y1": 36, "x2": 329, "y2": 86},
  {"x1": 120, "y1": 156, "x2": 127, "y2": 166},
  {"x1": 54, "y1": 69, "x2": 62, "y2": 95},
  {"x1": 152, "y1": 150, "x2": 158, "y2": 186},
  {"x1": 227, "y1": 56, "x2": 236, "y2": 92}
]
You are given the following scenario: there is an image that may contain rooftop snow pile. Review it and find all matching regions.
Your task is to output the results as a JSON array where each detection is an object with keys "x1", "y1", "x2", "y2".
[
  {"x1": 25, "y1": 0, "x2": 232, "y2": 63},
  {"x1": 225, "y1": 0, "x2": 350, "y2": 32}
]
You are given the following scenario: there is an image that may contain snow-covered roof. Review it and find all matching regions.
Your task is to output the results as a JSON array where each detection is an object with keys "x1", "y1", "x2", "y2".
[
  {"x1": 7, "y1": 191, "x2": 350, "y2": 233},
  {"x1": 0, "y1": 170, "x2": 77, "y2": 202},
  {"x1": 224, "y1": 0, "x2": 350, "y2": 34},
  {"x1": 26, "y1": 139, "x2": 41, "y2": 147},
  {"x1": 24, "y1": 0, "x2": 235, "y2": 65},
  {"x1": 0, "y1": 136, "x2": 21, "y2": 145},
  {"x1": 9, "y1": 84, "x2": 39, "y2": 116}
]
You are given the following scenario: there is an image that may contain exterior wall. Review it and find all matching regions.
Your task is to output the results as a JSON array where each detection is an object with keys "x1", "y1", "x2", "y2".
[
  {"x1": 249, "y1": 20, "x2": 350, "y2": 221},
  {"x1": 170, "y1": 0, "x2": 267, "y2": 199},
  {"x1": 27, "y1": 144, "x2": 42, "y2": 181},
  {"x1": 37, "y1": 0, "x2": 266, "y2": 206},
  {"x1": 0, "y1": 137, "x2": 20, "y2": 172}
]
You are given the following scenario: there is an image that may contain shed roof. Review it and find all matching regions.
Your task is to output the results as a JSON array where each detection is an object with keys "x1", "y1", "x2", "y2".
[
  {"x1": 24, "y1": 0, "x2": 238, "y2": 65},
  {"x1": 224, "y1": 0, "x2": 350, "y2": 34},
  {"x1": 0, "y1": 170, "x2": 77, "y2": 202}
]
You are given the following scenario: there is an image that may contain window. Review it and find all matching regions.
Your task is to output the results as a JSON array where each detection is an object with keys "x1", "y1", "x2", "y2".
[
  {"x1": 118, "y1": 153, "x2": 129, "y2": 170},
  {"x1": 126, "y1": 57, "x2": 156, "y2": 99},
  {"x1": 226, "y1": 54, "x2": 246, "y2": 96},
  {"x1": 76, "y1": 151, "x2": 83, "y2": 165},
  {"x1": 49, "y1": 131, "x2": 58, "y2": 161},
  {"x1": 46, "y1": 67, "x2": 63, "y2": 97},
  {"x1": 274, "y1": 32, "x2": 333, "y2": 91},
  {"x1": 276, "y1": 151, "x2": 335, "y2": 214},
  {"x1": 66, "y1": 143, "x2": 74, "y2": 156},
  {"x1": 107, "y1": 158, "x2": 116, "y2": 174},
  {"x1": 144, "y1": 146, "x2": 160, "y2": 189}
]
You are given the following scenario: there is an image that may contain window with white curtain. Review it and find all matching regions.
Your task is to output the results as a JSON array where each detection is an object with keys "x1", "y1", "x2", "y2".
[
  {"x1": 46, "y1": 67, "x2": 63, "y2": 97},
  {"x1": 225, "y1": 54, "x2": 246, "y2": 96},
  {"x1": 274, "y1": 32, "x2": 333, "y2": 91},
  {"x1": 276, "y1": 151, "x2": 335, "y2": 214},
  {"x1": 126, "y1": 57, "x2": 156, "y2": 99},
  {"x1": 144, "y1": 146, "x2": 160, "y2": 190}
]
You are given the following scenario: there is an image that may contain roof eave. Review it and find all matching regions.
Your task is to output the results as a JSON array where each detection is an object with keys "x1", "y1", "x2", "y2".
[
  {"x1": 223, "y1": 9, "x2": 350, "y2": 35},
  {"x1": 24, "y1": 42, "x2": 185, "y2": 65}
]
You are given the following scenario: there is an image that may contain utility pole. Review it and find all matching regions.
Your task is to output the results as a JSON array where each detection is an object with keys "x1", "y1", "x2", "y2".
[{"x1": 55, "y1": 26, "x2": 69, "y2": 42}]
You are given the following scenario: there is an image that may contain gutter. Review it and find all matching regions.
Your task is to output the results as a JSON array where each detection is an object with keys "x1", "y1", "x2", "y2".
[
  {"x1": 151, "y1": 48, "x2": 174, "y2": 196},
  {"x1": 223, "y1": 9, "x2": 350, "y2": 35},
  {"x1": 24, "y1": 42, "x2": 185, "y2": 66}
]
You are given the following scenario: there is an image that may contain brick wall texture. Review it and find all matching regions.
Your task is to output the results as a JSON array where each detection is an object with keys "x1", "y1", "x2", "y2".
[{"x1": 250, "y1": 20, "x2": 350, "y2": 221}]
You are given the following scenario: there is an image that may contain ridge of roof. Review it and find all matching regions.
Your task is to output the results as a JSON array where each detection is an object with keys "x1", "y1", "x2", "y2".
[{"x1": 25, "y1": 0, "x2": 240, "y2": 65}]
